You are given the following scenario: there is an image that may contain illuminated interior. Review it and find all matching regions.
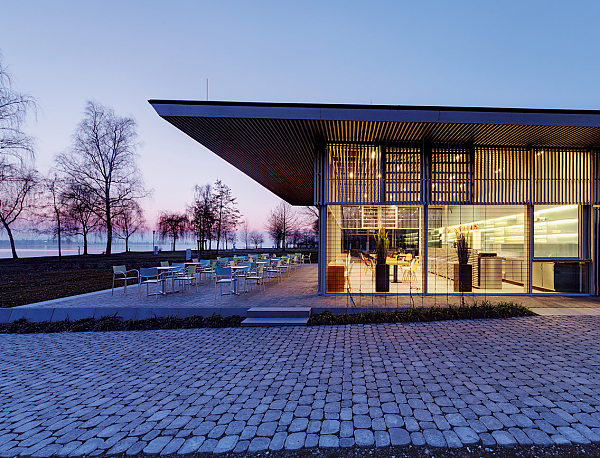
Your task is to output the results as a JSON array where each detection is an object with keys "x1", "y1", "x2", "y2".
[{"x1": 325, "y1": 204, "x2": 587, "y2": 295}]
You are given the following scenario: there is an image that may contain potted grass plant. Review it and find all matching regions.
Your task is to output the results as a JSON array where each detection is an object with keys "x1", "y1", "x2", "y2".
[
  {"x1": 453, "y1": 226, "x2": 472, "y2": 292},
  {"x1": 374, "y1": 227, "x2": 390, "y2": 292}
]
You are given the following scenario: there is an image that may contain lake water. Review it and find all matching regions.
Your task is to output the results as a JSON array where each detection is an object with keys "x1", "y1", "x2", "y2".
[
  {"x1": 0, "y1": 239, "x2": 269, "y2": 259},
  {"x1": 0, "y1": 242, "x2": 199, "y2": 259}
]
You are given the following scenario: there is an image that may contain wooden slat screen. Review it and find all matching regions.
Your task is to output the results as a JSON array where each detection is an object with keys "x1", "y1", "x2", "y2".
[
  {"x1": 326, "y1": 143, "x2": 381, "y2": 204},
  {"x1": 385, "y1": 145, "x2": 421, "y2": 204},
  {"x1": 431, "y1": 145, "x2": 471, "y2": 204},
  {"x1": 474, "y1": 146, "x2": 531, "y2": 204},
  {"x1": 533, "y1": 147, "x2": 592, "y2": 204},
  {"x1": 325, "y1": 143, "x2": 595, "y2": 206}
]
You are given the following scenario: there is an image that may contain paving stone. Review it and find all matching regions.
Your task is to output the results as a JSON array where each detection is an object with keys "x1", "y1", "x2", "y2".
[
  {"x1": 307, "y1": 420, "x2": 321, "y2": 434},
  {"x1": 224, "y1": 421, "x2": 245, "y2": 436},
  {"x1": 56, "y1": 440, "x2": 82, "y2": 457},
  {"x1": 354, "y1": 415, "x2": 371, "y2": 429},
  {"x1": 107, "y1": 437, "x2": 139, "y2": 455},
  {"x1": 443, "y1": 430, "x2": 463, "y2": 448},
  {"x1": 404, "y1": 417, "x2": 419, "y2": 432},
  {"x1": 480, "y1": 433, "x2": 496, "y2": 446},
  {"x1": 213, "y1": 435, "x2": 238, "y2": 454},
  {"x1": 492, "y1": 430, "x2": 517, "y2": 447},
  {"x1": 197, "y1": 438, "x2": 218, "y2": 454},
  {"x1": 176, "y1": 436, "x2": 205, "y2": 455},
  {"x1": 355, "y1": 429, "x2": 375, "y2": 447},
  {"x1": 557, "y1": 427, "x2": 590, "y2": 444},
  {"x1": 5, "y1": 311, "x2": 600, "y2": 456},
  {"x1": 446, "y1": 413, "x2": 468, "y2": 427},
  {"x1": 269, "y1": 432, "x2": 286, "y2": 451},
  {"x1": 411, "y1": 432, "x2": 426, "y2": 446},
  {"x1": 317, "y1": 435, "x2": 337, "y2": 448},
  {"x1": 572, "y1": 423, "x2": 600, "y2": 442},
  {"x1": 158, "y1": 438, "x2": 184, "y2": 456},
  {"x1": 374, "y1": 430, "x2": 390, "y2": 448},
  {"x1": 481, "y1": 415, "x2": 504, "y2": 431},
  {"x1": 372, "y1": 417, "x2": 386, "y2": 431},
  {"x1": 551, "y1": 434, "x2": 572, "y2": 445},
  {"x1": 247, "y1": 436, "x2": 270, "y2": 453},
  {"x1": 454, "y1": 426, "x2": 479, "y2": 445},
  {"x1": 288, "y1": 418, "x2": 308, "y2": 433},
  {"x1": 511, "y1": 413, "x2": 534, "y2": 427},
  {"x1": 389, "y1": 428, "x2": 411, "y2": 446},
  {"x1": 31, "y1": 443, "x2": 63, "y2": 457},
  {"x1": 304, "y1": 434, "x2": 319, "y2": 448},
  {"x1": 284, "y1": 432, "x2": 305, "y2": 450},
  {"x1": 340, "y1": 437, "x2": 355, "y2": 448},
  {"x1": 524, "y1": 428, "x2": 553, "y2": 446},
  {"x1": 143, "y1": 436, "x2": 172, "y2": 455},
  {"x1": 321, "y1": 419, "x2": 340, "y2": 435},
  {"x1": 73, "y1": 438, "x2": 105, "y2": 456},
  {"x1": 126, "y1": 440, "x2": 147, "y2": 456},
  {"x1": 256, "y1": 422, "x2": 278, "y2": 437},
  {"x1": 423, "y1": 429, "x2": 446, "y2": 447}
]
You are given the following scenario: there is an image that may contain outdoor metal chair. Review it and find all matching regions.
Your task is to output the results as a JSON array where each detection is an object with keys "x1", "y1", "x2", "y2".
[
  {"x1": 139, "y1": 267, "x2": 163, "y2": 298},
  {"x1": 177, "y1": 265, "x2": 198, "y2": 292},
  {"x1": 246, "y1": 264, "x2": 266, "y2": 292},
  {"x1": 112, "y1": 265, "x2": 139, "y2": 295},
  {"x1": 215, "y1": 267, "x2": 234, "y2": 296}
]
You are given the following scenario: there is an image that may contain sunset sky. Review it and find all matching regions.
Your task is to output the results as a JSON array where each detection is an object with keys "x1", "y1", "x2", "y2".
[{"x1": 1, "y1": 0, "x2": 599, "y2": 233}]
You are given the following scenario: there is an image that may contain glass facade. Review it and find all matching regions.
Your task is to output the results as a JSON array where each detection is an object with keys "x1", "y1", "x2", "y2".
[
  {"x1": 321, "y1": 142, "x2": 594, "y2": 296},
  {"x1": 325, "y1": 204, "x2": 590, "y2": 295}
]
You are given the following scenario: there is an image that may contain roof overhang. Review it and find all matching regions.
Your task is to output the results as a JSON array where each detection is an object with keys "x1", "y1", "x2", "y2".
[{"x1": 149, "y1": 100, "x2": 600, "y2": 206}]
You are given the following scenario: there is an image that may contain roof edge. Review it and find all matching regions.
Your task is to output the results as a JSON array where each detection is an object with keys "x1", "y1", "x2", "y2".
[{"x1": 148, "y1": 99, "x2": 600, "y2": 116}]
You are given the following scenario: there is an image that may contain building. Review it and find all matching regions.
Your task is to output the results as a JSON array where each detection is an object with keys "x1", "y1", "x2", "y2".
[{"x1": 150, "y1": 100, "x2": 600, "y2": 297}]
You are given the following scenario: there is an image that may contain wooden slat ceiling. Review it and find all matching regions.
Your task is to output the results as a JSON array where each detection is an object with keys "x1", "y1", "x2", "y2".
[{"x1": 154, "y1": 102, "x2": 600, "y2": 206}]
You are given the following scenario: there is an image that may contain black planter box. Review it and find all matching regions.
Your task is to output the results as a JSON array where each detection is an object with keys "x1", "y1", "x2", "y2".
[
  {"x1": 454, "y1": 264, "x2": 472, "y2": 292},
  {"x1": 375, "y1": 264, "x2": 390, "y2": 293}
]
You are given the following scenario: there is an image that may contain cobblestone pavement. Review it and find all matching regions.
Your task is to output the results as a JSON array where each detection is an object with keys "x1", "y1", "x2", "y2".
[
  {"x1": 1, "y1": 316, "x2": 600, "y2": 456},
  {"x1": 17, "y1": 264, "x2": 600, "y2": 311}
]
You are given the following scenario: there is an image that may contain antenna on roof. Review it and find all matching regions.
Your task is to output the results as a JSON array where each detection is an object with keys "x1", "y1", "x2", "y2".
[{"x1": 206, "y1": 78, "x2": 209, "y2": 101}]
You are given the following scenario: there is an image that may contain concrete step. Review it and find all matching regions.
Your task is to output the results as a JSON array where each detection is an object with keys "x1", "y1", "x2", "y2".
[
  {"x1": 247, "y1": 307, "x2": 312, "y2": 319},
  {"x1": 241, "y1": 317, "x2": 310, "y2": 327}
]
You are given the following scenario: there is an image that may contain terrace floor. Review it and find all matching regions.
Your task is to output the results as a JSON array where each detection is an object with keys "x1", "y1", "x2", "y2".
[{"x1": 8, "y1": 264, "x2": 600, "y2": 321}]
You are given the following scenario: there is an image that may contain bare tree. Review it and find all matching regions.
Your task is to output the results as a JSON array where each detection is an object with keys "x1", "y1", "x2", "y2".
[
  {"x1": 157, "y1": 212, "x2": 188, "y2": 252},
  {"x1": 240, "y1": 218, "x2": 250, "y2": 250},
  {"x1": 37, "y1": 172, "x2": 74, "y2": 260},
  {"x1": 188, "y1": 183, "x2": 215, "y2": 255},
  {"x1": 56, "y1": 101, "x2": 148, "y2": 256},
  {"x1": 265, "y1": 200, "x2": 299, "y2": 251},
  {"x1": 249, "y1": 231, "x2": 264, "y2": 249},
  {"x1": 225, "y1": 230, "x2": 237, "y2": 251},
  {"x1": 114, "y1": 201, "x2": 146, "y2": 252},
  {"x1": 0, "y1": 55, "x2": 38, "y2": 259},
  {"x1": 0, "y1": 55, "x2": 36, "y2": 174},
  {"x1": 212, "y1": 180, "x2": 239, "y2": 254},
  {"x1": 0, "y1": 166, "x2": 37, "y2": 258},
  {"x1": 62, "y1": 180, "x2": 101, "y2": 255},
  {"x1": 302, "y1": 205, "x2": 319, "y2": 236}
]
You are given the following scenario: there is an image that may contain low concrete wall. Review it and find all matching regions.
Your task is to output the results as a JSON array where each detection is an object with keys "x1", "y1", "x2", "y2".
[{"x1": 0, "y1": 307, "x2": 250, "y2": 323}]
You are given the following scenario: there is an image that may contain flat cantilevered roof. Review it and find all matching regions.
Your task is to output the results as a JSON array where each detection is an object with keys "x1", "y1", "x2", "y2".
[{"x1": 149, "y1": 100, "x2": 600, "y2": 206}]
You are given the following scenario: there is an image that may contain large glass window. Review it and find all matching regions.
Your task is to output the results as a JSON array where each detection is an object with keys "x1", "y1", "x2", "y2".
[
  {"x1": 533, "y1": 205, "x2": 578, "y2": 258},
  {"x1": 326, "y1": 205, "x2": 422, "y2": 294},
  {"x1": 427, "y1": 205, "x2": 528, "y2": 295}
]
